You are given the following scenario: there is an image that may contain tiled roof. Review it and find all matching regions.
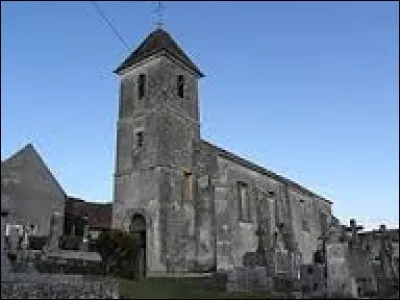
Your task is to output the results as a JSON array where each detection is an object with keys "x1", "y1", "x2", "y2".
[
  {"x1": 114, "y1": 28, "x2": 203, "y2": 77},
  {"x1": 66, "y1": 197, "x2": 112, "y2": 230}
]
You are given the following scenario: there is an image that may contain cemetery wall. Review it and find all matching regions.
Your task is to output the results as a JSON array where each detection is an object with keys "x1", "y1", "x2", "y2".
[{"x1": 1, "y1": 273, "x2": 119, "y2": 299}]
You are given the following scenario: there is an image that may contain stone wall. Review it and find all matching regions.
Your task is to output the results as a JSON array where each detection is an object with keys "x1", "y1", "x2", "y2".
[
  {"x1": 194, "y1": 141, "x2": 218, "y2": 271},
  {"x1": 289, "y1": 188, "x2": 331, "y2": 264},
  {"x1": 1, "y1": 273, "x2": 119, "y2": 299},
  {"x1": 209, "y1": 151, "x2": 332, "y2": 270}
]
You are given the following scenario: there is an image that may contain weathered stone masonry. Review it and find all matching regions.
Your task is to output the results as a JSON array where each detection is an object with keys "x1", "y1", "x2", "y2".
[{"x1": 111, "y1": 28, "x2": 333, "y2": 276}]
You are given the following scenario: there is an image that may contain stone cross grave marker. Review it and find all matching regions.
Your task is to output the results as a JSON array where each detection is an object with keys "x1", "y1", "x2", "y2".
[
  {"x1": 242, "y1": 224, "x2": 268, "y2": 268},
  {"x1": 7, "y1": 225, "x2": 22, "y2": 266},
  {"x1": 344, "y1": 219, "x2": 363, "y2": 249},
  {"x1": 48, "y1": 211, "x2": 62, "y2": 251},
  {"x1": 375, "y1": 224, "x2": 395, "y2": 278},
  {"x1": 21, "y1": 225, "x2": 29, "y2": 251},
  {"x1": 1, "y1": 223, "x2": 12, "y2": 274},
  {"x1": 377, "y1": 225, "x2": 392, "y2": 255}
]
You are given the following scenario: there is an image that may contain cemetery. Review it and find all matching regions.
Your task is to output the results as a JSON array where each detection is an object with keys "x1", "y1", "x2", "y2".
[
  {"x1": 1, "y1": 202, "x2": 119, "y2": 299},
  {"x1": 1, "y1": 191, "x2": 398, "y2": 299}
]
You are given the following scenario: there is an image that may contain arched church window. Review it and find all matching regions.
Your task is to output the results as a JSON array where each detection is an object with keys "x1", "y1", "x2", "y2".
[
  {"x1": 177, "y1": 75, "x2": 184, "y2": 98},
  {"x1": 138, "y1": 74, "x2": 146, "y2": 99}
]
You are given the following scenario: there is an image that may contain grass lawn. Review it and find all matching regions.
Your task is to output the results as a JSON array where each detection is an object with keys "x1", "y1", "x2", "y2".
[{"x1": 119, "y1": 277, "x2": 289, "y2": 299}]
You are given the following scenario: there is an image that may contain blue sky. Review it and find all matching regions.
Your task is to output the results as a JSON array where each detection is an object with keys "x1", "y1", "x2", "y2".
[{"x1": 1, "y1": 1, "x2": 398, "y2": 230}]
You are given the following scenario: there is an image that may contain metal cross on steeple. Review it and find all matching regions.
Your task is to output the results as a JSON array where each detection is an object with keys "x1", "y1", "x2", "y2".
[{"x1": 154, "y1": 1, "x2": 166, "y2": 29}]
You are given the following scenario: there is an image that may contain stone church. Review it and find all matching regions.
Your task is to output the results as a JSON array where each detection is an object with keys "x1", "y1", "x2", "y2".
[{"x1": 111, "y1": 27, "x2": 334, "y2": 277}]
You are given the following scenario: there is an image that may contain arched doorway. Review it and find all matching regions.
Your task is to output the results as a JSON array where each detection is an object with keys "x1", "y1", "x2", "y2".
[{"x1": 130, "y1": 214, "x2": 146, "y2": 279}]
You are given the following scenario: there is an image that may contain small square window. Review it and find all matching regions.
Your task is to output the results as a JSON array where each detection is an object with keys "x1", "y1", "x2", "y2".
[{"x1": 136, "y1": 131, "x2": 143, "y2": 148}]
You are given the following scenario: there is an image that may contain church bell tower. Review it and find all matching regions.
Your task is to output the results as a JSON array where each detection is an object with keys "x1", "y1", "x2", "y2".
[{"x1": 112, "y1": 27, "x2": 204, "y2": 275}]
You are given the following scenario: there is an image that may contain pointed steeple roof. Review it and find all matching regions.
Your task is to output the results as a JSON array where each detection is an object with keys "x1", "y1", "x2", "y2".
[{"x1": 114, "y1": 28, "x2": 204, "y2": 77}]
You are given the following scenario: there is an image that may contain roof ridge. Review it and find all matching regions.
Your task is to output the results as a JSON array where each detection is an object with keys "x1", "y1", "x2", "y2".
[
  {"x1": 201, "y1": 139, "x2": 332, "y2": 204},
  {"x1": 67, "y1": 196, "x2": 112, "y2": 205},
  {"x1": 2, "y1": 142, "x2": 35, "y2": 165}
]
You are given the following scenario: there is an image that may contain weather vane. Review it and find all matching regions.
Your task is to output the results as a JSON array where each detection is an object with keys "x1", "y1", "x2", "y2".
[{"x1": 154, "y1": 1, "x2": 165, "y2": 28}]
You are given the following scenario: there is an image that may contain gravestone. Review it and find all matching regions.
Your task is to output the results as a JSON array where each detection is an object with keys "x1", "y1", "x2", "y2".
[
  {"x1": 80, "y1": 217, "x2": 90, "y2": 252},
  {"x1": 326, "y1": 242, "x2": 358, "y2": 298},
  {"x1": 227, "y1": 224, "x2": 272, "y2": 292},
  {"x1": 227, "y1": 266, "x2": 271, "y2": 292},
  {"x1": 345, "y1": 220, "x2": 379, "y2": 297},
  {"x1": 1, "y1": 204, "x2": 12, "y2": 275},
  {"x1": 1, "y1": 200, "x2": 113, "y2": 298},
  {"x1": 7, "y1": 226, "x2": 22, "y2": 267},
  {"x1": 376, "y1": 224, "x2": 396, "y2": 279},
  {"x1": 21, "y1": 226, "x2": 29, "y2": 251},
  {"x1": 243, "y1": 225, "x2": 268, "y2": 268},
  {"x1": 47, "y1": 212, "x2": 62, "y2": 252},
  {"x1": 327, "y1": 219, "x2": 381, "y2": 298},
  {"x1": 243, "y1": 252, "x2": 264, "y2": 268},
  {"x1": 373, "y1": 224, "x2": 399, "y2": 298},
  {"x1": 3, "y1": 223, "x2": 38, "y2": 274},
  {"x1": 300, "y1": 264, "x2": 324, "y2": 298},
  {"x1": 40, "y1": 212, "x2": 102, "y2": 274}
]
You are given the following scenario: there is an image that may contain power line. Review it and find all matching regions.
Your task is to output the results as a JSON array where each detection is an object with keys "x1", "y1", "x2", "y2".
[{"x1": 90, "y1": 1, "x2": 130, "y2": 50}]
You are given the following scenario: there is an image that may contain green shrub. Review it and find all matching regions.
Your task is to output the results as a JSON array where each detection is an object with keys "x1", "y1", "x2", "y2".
[{"x1": 96, "y1": 229, "x2": 139, "y2": 279}]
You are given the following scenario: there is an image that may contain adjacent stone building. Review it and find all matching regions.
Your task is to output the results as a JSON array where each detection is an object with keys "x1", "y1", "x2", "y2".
[
  {"x1": 1, "y1": 144, "x2": 113, "y2": 243},
  {"x1": 1, "y1": 144, "x2": 66, "y2": 237},
  {"x1": 111, "y1": 28, "x2": 334, "y2": 277}
]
